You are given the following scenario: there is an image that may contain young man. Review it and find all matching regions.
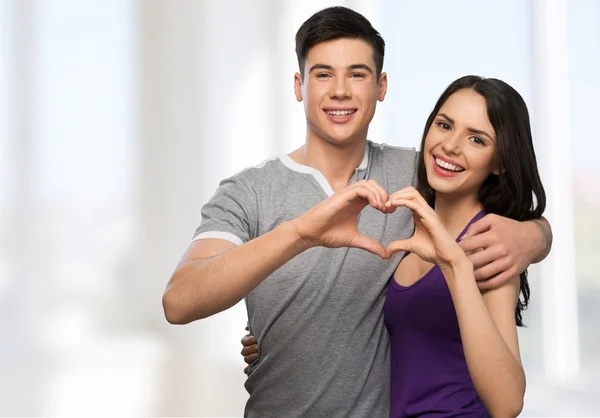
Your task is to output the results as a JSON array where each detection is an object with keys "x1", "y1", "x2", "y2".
[{"x1": 163, "y1": 7, "x2": 552, "y2": 417}]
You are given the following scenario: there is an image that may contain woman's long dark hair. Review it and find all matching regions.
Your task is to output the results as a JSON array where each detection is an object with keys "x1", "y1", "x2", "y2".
[{"x1": 416, "y1": 75, "x2": 546, "y2": 326}]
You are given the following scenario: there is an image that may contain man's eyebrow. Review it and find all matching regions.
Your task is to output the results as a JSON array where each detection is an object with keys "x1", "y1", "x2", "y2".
[
  {"x1": 308, "y1": 63, "x2": 374, "y2": 74},
  {"x1": 308, "y1": 64, "x2": 334, "y2": 73},
  {"x1": 347, "y1": 64, "x2": 373, "y2": 73}
]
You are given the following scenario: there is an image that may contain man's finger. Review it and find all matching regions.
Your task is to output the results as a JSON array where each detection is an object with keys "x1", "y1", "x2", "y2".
[
  {"x1": 458, "y1": 232, "x2": 491, "y2": 253},
  {"x1": 473, "y1": 258, "x2": 512, "y2": 281},
  {"x1": 466, "y1": 247, "x2": 503, "y2": 270},
  {"x1": 368, "y1": 180, "x2": 389, "y2": 200},
  {"x1": 362, "y1": 181, "x2": 386, "y2": 210},
  {"x1": 244, "y1": 365, "x2": 250, "y2": 375},
  {"x1": 241, "y1": 334, "x2": 256, "y2": 346},
  {"x1": 461, "y1": 215, "x2": 493, "y2": 239},
  {"x1": 241, "y1": 344, "x2": 259, "y2": 357},
  {"x1": 351, "y1": 234, "x2": 386, "y2": 259},
  {"x1": 476, "y1": 270, "x2": 514, "y2": 290},
  {"x1": 244, "y1": 353, "x2": 259, "y2": 365},
  {"x1": 352, "y1": 185, "x2": 383, "y2": 212},
  {"x1": 367, "y1": 180, "x2": 390, "y2": 211}
]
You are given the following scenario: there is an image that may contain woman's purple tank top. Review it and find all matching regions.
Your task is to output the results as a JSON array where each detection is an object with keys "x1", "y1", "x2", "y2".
[{"x1": 384, "y1": 211, "x2": 489, "y2": 417}]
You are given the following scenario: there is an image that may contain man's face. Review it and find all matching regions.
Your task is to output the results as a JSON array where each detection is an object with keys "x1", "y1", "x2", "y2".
[{"x1": 294, "y1": 38, "x2": 387, "y2": 146}]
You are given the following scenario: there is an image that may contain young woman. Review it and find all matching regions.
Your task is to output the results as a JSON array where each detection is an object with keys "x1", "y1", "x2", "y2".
[
  {"x1": 241, "y1": 75, "x2": 545, "y2": 417},
  {"x1": 383, "y1": 75, "x2": 545, "y2": 417}
]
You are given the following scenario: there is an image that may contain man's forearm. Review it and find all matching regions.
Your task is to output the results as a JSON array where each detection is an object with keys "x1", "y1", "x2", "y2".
[
  {"x1": 532, "y1": 216, "x2": 552, "y2": 263},
  {"x1": 163, "y1": 221, "x2": 311, "y2": 324}
]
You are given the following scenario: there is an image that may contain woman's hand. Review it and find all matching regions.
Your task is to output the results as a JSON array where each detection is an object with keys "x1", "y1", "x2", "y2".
[{"x1": 385, "y1": 187, "x2": 468, "y2": 269}]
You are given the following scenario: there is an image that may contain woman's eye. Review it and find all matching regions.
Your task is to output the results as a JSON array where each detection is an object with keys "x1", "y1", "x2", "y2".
[
  {"x1": 470, "y1": 136, "x2": 485, "y2": 145},
  {"x1": 437, "y1": 122, "x2": 451, "y2": 130}
]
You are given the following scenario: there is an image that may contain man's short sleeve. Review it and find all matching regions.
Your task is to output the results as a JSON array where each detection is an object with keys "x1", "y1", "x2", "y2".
[
  {"x1": 413, "y1": 151, "x2": 420, "y2": 187},
  {"x1": 192, "y1": 176, "x2": 257, "y2": 246}
]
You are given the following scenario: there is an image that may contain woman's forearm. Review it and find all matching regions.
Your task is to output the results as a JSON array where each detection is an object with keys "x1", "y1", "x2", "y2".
[{"x1": 442, "y1": 260, "x2": 525, "y2": 417}]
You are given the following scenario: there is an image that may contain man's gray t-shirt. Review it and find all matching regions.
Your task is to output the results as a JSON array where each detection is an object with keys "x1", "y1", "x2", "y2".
[{"x1": 194, "y1": 141, "x2": 418, "y2": 417}]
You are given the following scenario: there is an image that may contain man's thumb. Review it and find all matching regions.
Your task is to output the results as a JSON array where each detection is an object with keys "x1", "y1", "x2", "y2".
[{"x1": 350, "y1": 234, "x2": 386, "y2": 259}]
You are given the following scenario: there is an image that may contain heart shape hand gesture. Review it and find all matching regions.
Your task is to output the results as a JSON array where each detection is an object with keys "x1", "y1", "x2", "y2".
[
  {"x1": 291, "y1": 180, "x2": 395, "y2": 259},
  {"x1": 384, "y1": 187, "x2": 468, "y2": 269},
  {"x1": 291, "y1": 182, "x2": 468, "y2": 269}
]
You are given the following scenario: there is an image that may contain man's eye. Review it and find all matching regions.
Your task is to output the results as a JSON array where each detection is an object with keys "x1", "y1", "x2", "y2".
[
  {"x1": 316, "y1": 73, "x2": 331, "y2": 79},
  {"x1": 350, "y1": 72, "x2": 365, "y2": 78}
]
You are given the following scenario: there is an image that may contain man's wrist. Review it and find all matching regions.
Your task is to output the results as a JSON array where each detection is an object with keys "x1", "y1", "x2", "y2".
[
  {"x1": 283, "y1": 219, "x2": 315, "y2": 253},
  {"x1": 531, "y1": 218, "x2": 551, "y2": 263}
]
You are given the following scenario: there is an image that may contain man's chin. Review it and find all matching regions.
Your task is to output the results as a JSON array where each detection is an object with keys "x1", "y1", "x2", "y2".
[
  {"x1": 326, "y1": 136, "x2": 366, "y2": 147},
  {"x1": 324, "y1": 129, "x2": 367, "y2": 145}
]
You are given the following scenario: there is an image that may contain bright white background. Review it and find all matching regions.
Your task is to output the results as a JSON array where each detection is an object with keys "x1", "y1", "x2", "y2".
[{"x1": 0, "y1": 0, "x2": 598, "y2": 416}]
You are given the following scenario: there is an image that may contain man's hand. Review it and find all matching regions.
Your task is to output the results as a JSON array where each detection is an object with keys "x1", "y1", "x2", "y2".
[
  {"x1": 291, "y1": 180, "x2": 392, "y2": 259},
  {"x1": 241, "y1": 333, "x2": 258, "y2": 375},
  {"x1": 459, "y1": 214, "x2": 550, "y2": 289}
]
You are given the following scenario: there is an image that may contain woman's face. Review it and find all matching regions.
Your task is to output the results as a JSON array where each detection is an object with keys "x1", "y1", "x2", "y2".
[{"x1": 424, "y1": 88, "x2": 499, "y2": 200}]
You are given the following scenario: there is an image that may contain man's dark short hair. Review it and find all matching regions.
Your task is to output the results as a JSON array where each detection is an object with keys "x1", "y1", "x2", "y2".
[{"x1": 295, "y1": 6, "x2": 385, "y2": 79}]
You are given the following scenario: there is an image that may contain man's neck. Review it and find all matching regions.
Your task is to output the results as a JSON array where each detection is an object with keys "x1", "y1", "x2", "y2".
[
  {"x1": 434, "y1": 193, "x2": 483, "y2": 238},
  {"x1": 289, "y1": 135, "x2": 367, "y2": 193}
]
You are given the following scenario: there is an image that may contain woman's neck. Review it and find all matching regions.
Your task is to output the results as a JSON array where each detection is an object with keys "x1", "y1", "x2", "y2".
[{"x1": 434, "y1": 192, "x2": 483, "y2": 238}]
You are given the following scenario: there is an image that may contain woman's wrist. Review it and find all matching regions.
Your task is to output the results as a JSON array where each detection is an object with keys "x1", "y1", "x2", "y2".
[{"x1": 440, "y1": 255, "x2": 473, "y2": 278}]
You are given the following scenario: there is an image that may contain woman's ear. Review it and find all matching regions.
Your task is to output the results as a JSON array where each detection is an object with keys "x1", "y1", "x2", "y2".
[
  {"x1": 492, "y1": 154, "x2": 504, "y2": 176},
  {"x1": 492, "y1": 165, "x2": 507, "y2": 175}
]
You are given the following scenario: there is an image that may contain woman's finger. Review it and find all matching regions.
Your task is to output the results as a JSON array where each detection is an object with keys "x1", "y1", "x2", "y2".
[
  {"x1": 385, "y1": 238, "x2": 413, "y2": 258},
  {"x1": 388, "y1": 188, "x2": 435, "y2": 216},
  {"x1": 387, "y1": 197, "x2": 429, "y2": 221}
]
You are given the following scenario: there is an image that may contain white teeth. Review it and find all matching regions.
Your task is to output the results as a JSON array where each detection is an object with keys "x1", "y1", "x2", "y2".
[
  {"x1": 435, "y1": 157, "x2": 464, "y2": 172},
  {"x1": 326, "y1": 110, "x2": 355, "y2": 116}
]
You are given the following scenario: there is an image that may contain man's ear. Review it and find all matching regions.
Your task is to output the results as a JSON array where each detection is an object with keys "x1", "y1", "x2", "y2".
[
  {"x1": 378, "y1": 72, "x2": 388, "y2": 102},
  {"x1": 294, "y1": 72, "x2": 303, "y2": 102}
]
